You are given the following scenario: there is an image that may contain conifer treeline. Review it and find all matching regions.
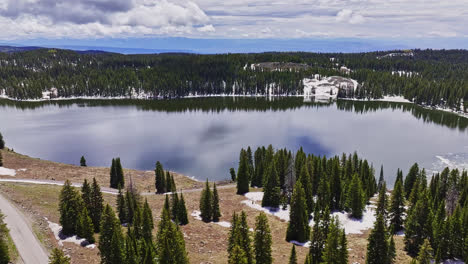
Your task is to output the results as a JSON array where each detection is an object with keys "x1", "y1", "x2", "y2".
[
  {"x1": 365, "y1": 164, "x2": 468, "y2": 263},
  {"x1": 154, "y1": 161, "x2": 176, "y2": 194},
  {"x1": 235, "y1": 145, "x2": 377, "y2": 216},
  {"x1": 403, "y1": 166, "x2": 468, "y2": 261},
  {"x1": 1, "y1": 49, "x2": 467, "y2": 111},
  {"x1": 199, "y1": 180, "x2": 221, "y2": 222},
  {"x1": 59, "y1": 177, "x2": 189, "y2": 263}
]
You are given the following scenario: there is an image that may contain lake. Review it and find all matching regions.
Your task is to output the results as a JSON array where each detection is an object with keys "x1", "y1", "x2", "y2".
[{"x1": 1, "y1": 97, "x2": 467, "y2": 185}]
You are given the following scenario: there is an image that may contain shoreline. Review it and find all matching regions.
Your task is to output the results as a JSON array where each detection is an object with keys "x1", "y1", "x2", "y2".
[{"x1": 2, "y1": 93, "x2": 467, "y2": 120}]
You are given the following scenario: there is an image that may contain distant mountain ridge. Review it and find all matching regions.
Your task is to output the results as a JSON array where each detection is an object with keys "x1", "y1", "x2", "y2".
[{"x1": 0, "y1": 45, "x2": 192, "y2": 55}]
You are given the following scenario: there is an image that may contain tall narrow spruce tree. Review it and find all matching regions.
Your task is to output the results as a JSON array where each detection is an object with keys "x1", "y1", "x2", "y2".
[
  {"x1": 388, "y1": 179, "x2": 405, "y2": 233},
  {"x1": 99, "y1": 205, "x2": 124, "y2": 264},
  {"x1": 212, "y1": 183, "x2": 221, "y2": 222},
  {"x1": 199, "y1": 180, "x2": 213, "y2": 222},
  {"x1": 237, "y1": 149, "x2": 250, "y2": 194},
  {"x1": 155, "y1": 161, "x2": 166, "y2": 194},
  {"x1": 254, "y1": 212, "x2": 272, "y2": 264},
  {"x1": 177, "y1": 193, "x2": 189, "y2": 225},
  {"x1": 80, "y1": 156, "x2": 87, "y2": 167},
  {"x1": 366, "y1": 213, "x2": 388, "y2": 264},
  {"x1": 286, "y1": 181, "x2": 310, "y2": 243},
  {"x1": 90, "y1": 178, "x2": 104, "y2": 232},
  {"x1": 345, "y1": 173, "x2": 365, "y2": 219}
]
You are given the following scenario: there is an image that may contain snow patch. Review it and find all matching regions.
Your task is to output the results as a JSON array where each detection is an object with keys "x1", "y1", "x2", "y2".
[
  {"x1": 46, "y1": 219, "x2": 95, "y2": 249},
  {"x1": 303, "y1": 76, "x2": 358, "y2": 102},
  {"x1": 375, "y1": 96, "x2": 411, "y2": 103},
  {"x1": 191, "y1": 210, "x2": 231, "y2": 228},
  {"x1": 241, "y1": 192, "x2": 290, "y2": 222},
  {"x1": 331, "y1": 204, "x2": 376, "y2": 234},
  {"x1": 191, "y1": 210, "x2": 203, "y2": 221},
  {"x1": 0, "y1": 167, "x2": 16, "y2": 176}
]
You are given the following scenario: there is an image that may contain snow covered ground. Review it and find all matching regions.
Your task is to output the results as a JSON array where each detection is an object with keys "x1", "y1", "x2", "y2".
[
  {"x1": 303, "y1": 76, "x2": 357, "y2": 102},
  {"x1": 331, "y1": 204, "x2": 376, "y2": 235},
  {"x1": 241, "y1": 192, "x2": 376, "y2": 235},
  {"x1": 241, "y1": 192, "x2": 290, "y2": 222},
  {"x1": 46, "y1": 218, "x2": 95, "y2": 249},
  {"x1": 0, "y1": 167, "x2": 16, "y2": 176},
  {"x1": 191, "y1": 210, "x2": 231, "y2": 228},
  {"x1": 374, "y1": 95, "x2": 411, "y2": 103}
]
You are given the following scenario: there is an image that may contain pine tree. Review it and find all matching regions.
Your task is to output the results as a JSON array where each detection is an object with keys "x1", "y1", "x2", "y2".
[
  {"x1": 389, "y1": 179, "x2": 405, "y2": 233},
  {"x1": 298, "y1": 165, "x2": 314, "y2": 214},
  {"x1": 212, "y1": 183, "x2": 221, "y2": 222},
  {"x1": 155, "y1": 161, "x2": 166, "y2": 193},
  {"x1": 404, "y1": 191, "x2": 430, "y2": 255},
  {"x1": 81, "y1": 179, "x2": 91, "y2": 208},
  {"x1": 404, "y1": 163, "x2": 420, "y2": 199},
  {"x1": 448, "y1": 206, "x2": 463, "y2": 258},
  {"x1": 309, "y1": 206, "x2": 333, "y2": 264},
  {"x1": 48, "y1": 248, "x2": 71, "y2": 264},
  {"x1": 124, "y1": 232, "x2": 139, "y2": 264},
  {"x1": 115, "y1": 158, "x2": 125, "y2": 188},
  {"x1": 200, "y1": 180, "x2": 213, "y2": 222},
  {"x1": 366, "y1": 213, "x2": 388, "y2": 264},
  {"x1": 237, "y1": 149, "x2": 250, "y2": 194},
  {"x1": 165, "y1": 172, "x2": 173, "y2": 193},
  {"x1": 142, "y1": 199, "x2": 154, "y2": 243},
  {"x1": 227, "y1": 212, "x2": 240, "y2": 259},
  {"x1": 227, "y1": 212, "x2": 253, "y2": 264},
  {"x1": 387, "y1": 236, "x2": 396, "y2": 264},
  {"x1": 156, "y1": 205, "x2": 189, "y2": 264},
  {"x1": 177, "y1": 193, "x2": 189, "y2": 225},
  {"x1": 171, "y1": 192, "x2": 179, "y2": 222},
  {"x1": 99, "y1": 205, "x2": 124, "y2": 264},
  {"x1": 375, "y1": 181, "x2": 388, "y2": 220},
  {"x1": 59, "y1": 180, "x2": 82, "y2": 236},
  {"x1": 330, "y1": 160, "x2": 342, "y2": 211},
  {"x1": 230, "y1": 168, "x2": 236, "y2": 182},
  {"x1": 239, "y1": 211, "x2": 254, "y2": 264},
  {"x1": 339, "y1": 230, "x2": 349, "y2": 264},
  {"x1": 321, "y1": 217, "x2": 347, "y2": 264},
  {"x1": 117, "y1": 187, "x2": 127, "y2": 224},
  {"x1": 229, "y1": 245, "x2": 248, "y2": 264},
  {"x1": 77, "y1": 207, "x2": 95, "y2": 244},
  {"x1": 286, "y1": 181, "x2": 310, "y2": 243},
  {"x1": 80, "y1": 156, "x2": 87, "y2": 166},
  {"x1": 416, "y1": 239, "x2": 433, "y2": 264},
  {"x1": 253, "y1": 147, "x2": 265, "y2": 187},
  {"x1": 262, "y1": 163, "x2": 281, "y2": 208},
  {"x1": 110, "y1": 158, "x2": 117, "y2": 188},
  {"x1": 378, "y1": 165, "x2": 384, "y2": 191},
  {"x1": 90, "y1": 178, "x2": 104, "y2": 232},
  {"x1": 0, "y1": 133, "x2": 4, "y2": 149},
  {"x1": 288, "y1": 245, "x2": 297, "y2": 264},
  {"x1": 345, "y1": 173, "x2": 365, "y2": 219},
  {"x1": 254, "y1": 212, "x2": 272, "y2": 264}
]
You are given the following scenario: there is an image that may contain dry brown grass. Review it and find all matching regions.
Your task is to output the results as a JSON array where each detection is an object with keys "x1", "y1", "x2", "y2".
[
  {"x1": 0, "y1": 149, "x2": 203, "y2": 191},
  {"x1": 0, "y1": 149, "x2": 413, "y2": 264}
]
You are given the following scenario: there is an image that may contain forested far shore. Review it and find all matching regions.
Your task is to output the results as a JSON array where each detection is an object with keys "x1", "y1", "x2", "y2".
[{"x1": 0, "y1": 49, "x2": 467, "y2": 112}]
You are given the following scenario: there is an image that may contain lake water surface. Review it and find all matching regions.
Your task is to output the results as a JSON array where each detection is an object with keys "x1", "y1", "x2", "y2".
[{"x1": 1, "y1": 97, "x2": 467, "y2": 185}]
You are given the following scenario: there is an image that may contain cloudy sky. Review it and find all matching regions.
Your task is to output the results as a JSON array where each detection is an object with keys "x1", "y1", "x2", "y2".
[{"x1": 1, "y1": 0, "x2": 467, "y2": 52}]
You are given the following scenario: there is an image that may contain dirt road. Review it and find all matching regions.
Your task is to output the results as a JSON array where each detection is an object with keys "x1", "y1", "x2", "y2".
[{"x1": 0, "y1": 193, "x2": 49, "y2": 264}]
